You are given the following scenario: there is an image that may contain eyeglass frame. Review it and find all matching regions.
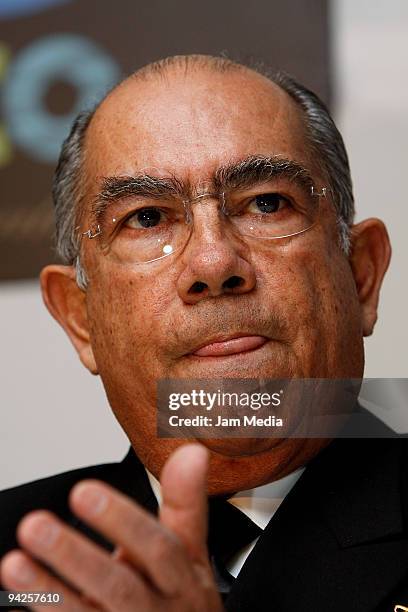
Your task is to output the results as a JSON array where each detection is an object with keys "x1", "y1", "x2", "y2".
[{"x1": 78, "y1": 185, "x2": 328, "y2": 265}]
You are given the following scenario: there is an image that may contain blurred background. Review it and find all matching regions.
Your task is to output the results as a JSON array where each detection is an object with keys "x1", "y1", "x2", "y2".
[{"x1": 1, "y1": 0, "x2": 407, "y2": 490}]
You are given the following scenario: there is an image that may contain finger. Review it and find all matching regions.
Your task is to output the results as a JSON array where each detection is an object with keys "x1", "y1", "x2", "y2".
[
  {"x1": 159, "y1": 443, "x2": 209, "y2": 562},
  {"x1": 15, "y1": 511, "x2": 154, "y2": 612},
  {"x1": 70, "y1": 480, "x2": 192, "y2": 598},
  {"x1": 0, "y1": 549, "x2": 95, "y2": 612}
]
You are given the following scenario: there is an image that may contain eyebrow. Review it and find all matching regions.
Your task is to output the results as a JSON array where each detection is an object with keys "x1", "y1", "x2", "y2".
[
  {"x1": 91, "y1": 174, "x2": 185, "y2": 224},
  {"x1": 90, "y1": 155, "x2": 314, "y2": 225},
  {"x1": 214, "y1": 155, "x2": 314, "y2": 193}
]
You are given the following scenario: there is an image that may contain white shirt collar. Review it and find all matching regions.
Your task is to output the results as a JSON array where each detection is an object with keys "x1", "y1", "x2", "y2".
[
  {"x1": 146, "y1": 466, "x2": 304, "y2": 530},
  {"x1": 147, "y1": 469, "x2": 162, "y2": 506},
  {"x1": 146, "y1": 466, "x2": 305, "y2": 578},
  {"x1": 226, "y1": 468, "x2": 305, "y2": 529}
]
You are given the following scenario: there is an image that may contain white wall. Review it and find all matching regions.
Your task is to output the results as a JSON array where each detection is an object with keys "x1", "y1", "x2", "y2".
[
  {"x1": 0, "y1": 280, "x2": 129, "y2": 490},
  {"x1": 1, "y1": 0, "x2": 407, "y2": 490},
  {"x1": 332, "y1": 0, "x2": 408, "y2": 377}
]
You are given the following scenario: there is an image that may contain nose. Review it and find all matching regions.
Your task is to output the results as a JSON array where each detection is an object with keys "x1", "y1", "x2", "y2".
[{"x1": 176, "y1": 199, "x2": 256, "y2": 305}]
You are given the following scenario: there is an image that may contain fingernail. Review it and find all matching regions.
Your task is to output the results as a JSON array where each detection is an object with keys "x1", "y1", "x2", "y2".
[
  {"x1": 73, "y1": 483, "x2": 108, "y2": 516},
  {"x1": 6, "y1": 554, "x2": 37, "y2": 585},
  {"x1": 27, "y1": 516, "x2": 60, "y2": 549}
]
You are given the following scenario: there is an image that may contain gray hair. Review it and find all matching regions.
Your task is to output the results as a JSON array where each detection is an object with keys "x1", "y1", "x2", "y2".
[
  {"x1": 272, "y1": 71, "x2": 354, "y2": 252},
  {"x1": 52, "y1": 55, "x2": 354, "y2": 290},
  {"x1": 52, "y1": 108, "x2": 95, "y2": 289}
]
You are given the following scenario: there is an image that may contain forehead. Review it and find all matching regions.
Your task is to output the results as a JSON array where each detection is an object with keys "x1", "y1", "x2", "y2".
[{"x1": 84, "y1": 67, "x2": 311, "y2": 186}]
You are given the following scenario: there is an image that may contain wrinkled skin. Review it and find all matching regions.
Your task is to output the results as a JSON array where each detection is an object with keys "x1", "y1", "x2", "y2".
[
  {"x1": 42, "y1": 65, "x2": 390, "y2": 494},
  {"x1": 0, "y1": 62, "x2": 391, "y2": 611}
]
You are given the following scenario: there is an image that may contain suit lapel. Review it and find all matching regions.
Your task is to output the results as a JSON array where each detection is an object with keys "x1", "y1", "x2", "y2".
[
  {"x1": 56, "y1": 437, "x2": 408, "y2": 610},
  {"x1": 115, "y1": 447, "x2": 158, "y2": 514},
  {"x1": 226, "y1": 437, "x2": 408, "y2": 612},
  {"x1": 68, "y1": 447, "x2": 158, "y2": 550}
]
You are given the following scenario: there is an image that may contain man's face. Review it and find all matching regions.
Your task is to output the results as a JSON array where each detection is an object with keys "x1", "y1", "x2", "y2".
[{"x1": 70, "y1": 68, "x2": 365, "y2": 494}]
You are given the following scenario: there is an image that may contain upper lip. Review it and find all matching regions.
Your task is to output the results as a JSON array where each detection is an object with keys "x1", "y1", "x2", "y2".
[{"x1": 187, "y1": 332, "x2": 269, "y2": 355}]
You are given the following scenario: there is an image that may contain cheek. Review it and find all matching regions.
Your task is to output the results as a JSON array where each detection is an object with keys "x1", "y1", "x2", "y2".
[
  {"x1": 255, "y1": 243, "x2": 322, "y2": 328},
  {"x1": 256, "y1": 238, "x2": 362, "y2": 376},
  {"x1": 86, "y1": 265, "x2": 175, "y2": 383},
  {"x1": 301, "y1": 249, "x2": 362, "y2": 375}
]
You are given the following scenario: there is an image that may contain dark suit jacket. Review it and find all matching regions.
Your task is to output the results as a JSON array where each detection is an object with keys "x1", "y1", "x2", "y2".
[{"x1": 2, "y1": 426, "x2": 408, "y2": 611}]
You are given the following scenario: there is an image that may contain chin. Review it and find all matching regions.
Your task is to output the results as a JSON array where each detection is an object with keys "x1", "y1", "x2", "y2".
[
  {"x1": 205, "y1": 436, "x2": 331, "y2": 496},
  {"x1": 200, "y1": 437, "x2": 284, "y2": 457},
  {"x1": 204, "y1": 436, "x2": 294, "y2": 496}
]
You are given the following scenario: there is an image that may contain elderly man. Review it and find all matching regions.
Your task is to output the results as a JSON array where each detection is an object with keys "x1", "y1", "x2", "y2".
[{"x1": 0, "y1": 54, "x2": 404, "y2": 612}]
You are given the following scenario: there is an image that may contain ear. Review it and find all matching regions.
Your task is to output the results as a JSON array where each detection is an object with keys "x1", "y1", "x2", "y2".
[
  {"x1": 349, "y1": 218, "x2": 391, "y2": 337},
  {"x1": 40, "y1": 265, "x2": 98, "y2": 374}
]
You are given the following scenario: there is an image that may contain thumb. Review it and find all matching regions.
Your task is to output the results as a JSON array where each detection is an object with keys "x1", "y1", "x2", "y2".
[{"x1": 159, "y1": 443, "x2": 209, "y2": 562}]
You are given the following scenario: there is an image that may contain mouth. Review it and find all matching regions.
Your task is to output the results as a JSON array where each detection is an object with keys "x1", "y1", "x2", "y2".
[{"x1": 191, "y1": 335, "x2": 269, "y2": 357}]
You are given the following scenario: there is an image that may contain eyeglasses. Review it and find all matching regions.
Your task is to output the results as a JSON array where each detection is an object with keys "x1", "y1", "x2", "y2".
[{"x1": 79, "y1": 185, "x2": 327, "y2": 265}]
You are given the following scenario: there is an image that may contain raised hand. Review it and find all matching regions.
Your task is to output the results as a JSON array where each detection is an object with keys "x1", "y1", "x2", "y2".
[{"x1": 0, "y1": 444, "x2": 224, "y2": 611}]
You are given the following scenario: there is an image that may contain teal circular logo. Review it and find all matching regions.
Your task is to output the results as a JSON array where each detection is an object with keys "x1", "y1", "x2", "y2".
[{"x1": 2, "y1": 34, "x2": 121, "y2": 163}]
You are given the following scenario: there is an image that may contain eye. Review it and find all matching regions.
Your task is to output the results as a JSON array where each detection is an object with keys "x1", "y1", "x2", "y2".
[
  {"x1": 125, "y1": 207, "x2": 163, "y2": 229},
  {"x1": 248, "y1": 193, "x2": 290, "y2": 214}
]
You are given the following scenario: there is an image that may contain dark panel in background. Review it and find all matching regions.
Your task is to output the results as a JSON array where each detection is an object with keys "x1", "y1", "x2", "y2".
[{"x1": 0, "y1": 0, "x2": 330, "y2": 280}]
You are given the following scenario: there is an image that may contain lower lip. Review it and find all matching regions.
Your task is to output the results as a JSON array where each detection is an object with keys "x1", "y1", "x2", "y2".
[{"x1": 193, "y1": 336, "x2": 268, "y2": 357}]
